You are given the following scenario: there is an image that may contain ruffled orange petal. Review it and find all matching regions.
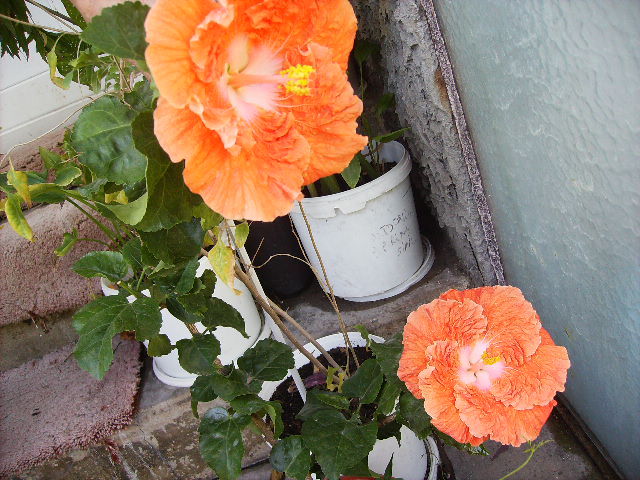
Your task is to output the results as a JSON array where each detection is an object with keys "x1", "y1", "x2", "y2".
[
  {"x1": 455, "y1": 384, "x2": 555, "y2": 447},
  {"x1": 145, "y1": 0, "x2": 215, "y2": 108},
  {"x1": 418, "y1": 342, "x2": 487, "y2": 446},
  {"x1": 154, "y1": 99, "x2": 310, "y2": 221},
  {"x1": 398, "y1": 299, "x2": 487, "y2": 398},
  {"x1": 490, "y1": 328, "x2": 570, "y2": 410},
  {"x1": 440, "y1": 286, "x2": 541, "y2": 366},
  {"x1": 241, "y1": 0, "x2": 357, "y2": 70},
  {"x1": 281, "y1": 43, "x2": 367, "y2": 185}
]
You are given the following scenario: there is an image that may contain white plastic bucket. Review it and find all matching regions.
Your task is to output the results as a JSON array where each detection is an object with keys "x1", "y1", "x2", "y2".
[
  {"x1": 290, "y1": 142, "x2": 433, "y2": 302},
  {"x1": 259, "y1": 332, "x2": 441, "y2": 480},
  {"x1": 101, "y1": 256, "x2": 270, "y2": 387}
]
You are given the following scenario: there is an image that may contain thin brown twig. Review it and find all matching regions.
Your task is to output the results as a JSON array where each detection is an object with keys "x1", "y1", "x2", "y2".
[{"x1": 296, "y1": 202, "x2": 360, "y2": 370}]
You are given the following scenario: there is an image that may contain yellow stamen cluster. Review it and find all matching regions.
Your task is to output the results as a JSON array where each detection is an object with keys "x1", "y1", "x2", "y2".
[
  {"x1": 280, "y1": 64, "x2": 315, "y2": 96},
  {"x1": 482, "y1": 352, "x2": 501, "y2": 365}
]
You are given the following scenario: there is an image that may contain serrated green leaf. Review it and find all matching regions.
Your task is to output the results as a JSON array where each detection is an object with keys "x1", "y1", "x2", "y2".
[
  {"x1": 72, "y1": 96, "x2": 147, "y2": 184},
  {"x1": 175, "y1": 257, "x2": 200, "y2": 295},
  {"x1": 377, "y1": 378, "x2": 403, "y2": 416},
  {"x1": 208, "y1": 241, "x2": 236, "y2": 291},
  {"x1": 147, "y1": 334, "x2": 172, "y2": 357},
  {"x1": 54, "y1": 164, "x2": 82, "y2": 186},
  {"x1": 370, "y1": 333, "x2": 403, "y2": 379},
  {"x1": 296, "y1": 389, "x2": 340, "y2": 422},
  {"x1": 121, "y1": 236, "x2": 156, "y2": 271},
  {"x1": 132, "y1": 111, "x2": 202, "y2": 231},
  {"x1": 72, "y1": 251, "x2": 129, "y2": 282},
  {"x1": 343, "y1": 359, "x2": 383, "y2": 404},
  {"x1": 198, "y1": 407, "x2": 252, "y2": 480},
  {"x1": 124, "y1": 80, "x2": 156, "y2": 113},
  {"x1": 302, "y1": 410, "x2": 378, "y2": 480},
  {"x1": 61, "y1": 0, "x2": 87, "y2": 28},
  {"x1": 140, "y1": 218, "x2": 204, "y2": 265},
  {"x1": 176, "y1": 334, "x2": 221, "y2": 375},
  {"x1": 396, "y1": 391, "x2": 432, "y2": 439},
  {"x1": 341, "y1": 155, "x2": 361, "y2": 189},
  {"x1": 54, "y1": 229, "x2": 79, "y2": 257},
  {"x1": 270, "y1": 436, "x2": 312, "y2": 480},
  {"x1": 234, "y1": 222, "x2": 249, "y2": 248},
  {"x1": 194, "y1": 203, "x2": 223, "y2": 231},
  {"x1": 39, "y1": 147, "x2": 63, "y2": 170},
  {"x1": 81, "y1": 2, "x2": 149, "y2": 61},
  {"x1": 238, "y1": 339, "x2": 294, "y2": 381},
  {"x1": 207, "y1": 369, "x2": 263, "y2": 402},
  {"x1": 103, "y1": 192, "x2": 148, "y2": 225},
  {"x1": 7, "y1": 168, "x2": 31, "y2": 207},
  {"x1": 5, "y1": 194, "x2": 33, "y2": 241},
  {"x1": 28, "y1": 183, "x2": 68, "y2": 203},
  {"x1": 230, "y1": 394, "x2": 283, "y2": 437},
  {"x1": 113, "y1": 297, "x2": 162, "y2": 341},
  {"x1": 201, "y1": 298, "x2": 247, "y2": 337}
]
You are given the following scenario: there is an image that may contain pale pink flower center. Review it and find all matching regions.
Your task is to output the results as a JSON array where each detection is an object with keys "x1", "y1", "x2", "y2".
[{"x1": 458, "y1": 341, "x2": 505, "y2": 390}]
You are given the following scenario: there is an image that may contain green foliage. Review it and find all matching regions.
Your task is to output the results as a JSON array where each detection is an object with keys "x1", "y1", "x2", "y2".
[
  {"x1": 230, "y1": 394, "x2": 283, "y2": 437},
  {"x1": 4, "y1": 193, "x2": 33, "y2": 241},
  {"x1": 81, "y1": 1, "x2": 149, "y2": 61},
  {"x1": 72, "y1": 251, "x2": 129, "y2": 282},
  {"x1": 140, "y1": 218, "x2": 204, "y2": 264},
  {"x1": 234, "y1": 221, "x2": 249, "y2": 249},
  {"x1": 72, "y1": 96, "x2": 147, "y2": 185},
  {"x1": 436, "y1": 431, "x2": 490, "y2": 456},
  {"x1": 396, "y1": 391, "x2": 432, "y2": 439},
  {"x1": 176, "y1": 334, "x2": 221, "y2": 375},
  {"x1": 198, "y1": 408, "x2": 252, "y2": 480},
  {"x1": 297, "y1": 389, "x2": 349, "y2": 421},
  {"x1": 73, "y1": 295, "x2": 161, "y2": 378},
  {"x1": 341, "y1": 155, "x2": 362, "y2": 189},
  {"x1": 0, "y1": 0, "x2": 54, "y2": 59},
  {"x1": 376, "y1": 378, "x2": 403, "y2": 416},
  {"x1": 342, "y1": 359, "x2": 383, "y2": 404},
  {"x1": 200, "y1": 298, "x2": 248, "y2": 338},
  {"x1": 270, "y1": 436, "x2": 312, "y2": 480},
  {"x1": 370, "y1": 332, "x2": 403, "y2": 379},
  {"x1": 302, "y1": 409, "x2": 378, "y2": 480},
  {"x1": 54, "y1": 229, "x2": 79, "y2": 257},
  {"x1": 147, "y1": 334, "x2": 173, "y2": 357},
  {"x1": 237, "y1": 339, "x2": 295, "y2": 381}
]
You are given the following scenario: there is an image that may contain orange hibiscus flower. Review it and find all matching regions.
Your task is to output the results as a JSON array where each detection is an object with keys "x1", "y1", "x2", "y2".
[
  {"x1": 145, "y1": 0, "x2": 367, "y2": 221},
  {"x1": 398, "y1": 286, "x2": 570, "y2": 447}
]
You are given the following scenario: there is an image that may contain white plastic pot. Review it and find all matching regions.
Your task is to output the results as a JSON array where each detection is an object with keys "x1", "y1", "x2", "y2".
[
  {"x1": 290, "y1": 142, "x2": 434, "y2": 302},
  {"x1": 260, "y1": 332, "x2": 440, "y2": 480},
  {"x1": 101, "y1": 257, "x2": 271, "y2": 387}
]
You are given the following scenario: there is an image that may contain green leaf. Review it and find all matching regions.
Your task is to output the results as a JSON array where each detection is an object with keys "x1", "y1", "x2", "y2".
[
  {"x1": 72, "y1": 96, "x2": 147, "y2": 184},
  {"x1": 230, "y1": 394, "x2": 283, "y2": 437},
  {"x1": 175, "y1": 257, "x2": 200, "y2": 295},
  {"x1": 54, "y1": 164, "x2": 82, "y2": 186},
  {"x1": 375, "y1": 93, "x2": 396, "y2": 117},
  {"x1": 208, "y1": 241, "x2": 236, "y2": 291},
  {"x1": 341, "y1": 155, "x2": 361, "y2": 189},
  {"x1": 377, "y1": 378, "x2": 403, "y2": 416},
  {"x1": 206, "y1": 369, "x2": 262, "y2": 402},
  {"x1": 147, "y1": 334, "x2": 173, "y2": 357},
  {"x1": 436, "y1": 431, "x2": 490, "y2": 456},
  {"x1": 191, "y1": 374, "x2": 219, "y2": 417},
  {"x1": 234, "y1": 222, "x2": 249, "y2": 248},
  {"x1": 103, "y1": 192, "x2": 148, "y2": 225},
  {"x1": 72, "y1": 251, "x2": 129, "y2": 282},
  {"x1": 194, "y1": 203, "x2": 223, "y2": 231},
  {"x1": 61, "y1": 0, "x2": 87, "y2": 28},
  {"x1": 81, "y1": 2, "x2": 149, "y2": 61},
  {"x1": 342, "y1": 359, "x2": 383, "y2": 404},
  {"x1": 39, "y1": 147, "x2": 63, "y2": 170},
  {"x1": 5, "y1": 194, "x2": 33, "y2": 241},
  {"x1": 54, "y1": 229, "x2": 79, "y2": 257},
  {"x1": 47, "y1": 47, "x2": 73, "y2": 90},
  {"x1": 296, "y1": 389, "x2": 342, "y2": 422},
  {"x1": 132, "y1": 111, "x2": 202, "y2": 231},
  {"x1": 124, "y1": 80, "x2": 156, "y2": 113},
  {"x1": 373, "y1": 128, "x2": 409, "y2": 144},
  {"x1": 198, "y1": 407, "x2": 252, "y2": 480},
  {"x1": 28, "y1": 183, "x2": 68, "y2": 203},
  {"x1": 201, "y1": 298, "x2": 248, "y2": 338},
  {"x1": 140, "y1": 218, "x2": 204, "y2": 265},
  {"x1": 354, "y1": 39, "x2": 379, "y2": 68},
  {"x1": 176, "y1": 334, "x2": 221, "y2": 375},
  {"x1": 121, "y1": 236, "x2": 156, "y2": 272},
  {"x1": 237, "y1": 339, "x2": 294, "y2": 381},
  {"x1": 113, "y1": 297, "x2": 162, "y2": 341},
  {"x1": 370, "y1": 333, "x2": 403, "y2": 379},
  {"x1": 302, "y1": 410, "x2": 378, "y2": 480},
  {"x1": 7, "y1": 168, "x2": 31, "y2": 207},
  {"x1": 396, "y1": 391, "x2": 432, "y2": 439},
  {"x1": 270, "y1": 436, "x2": 312, "y2": 480}
]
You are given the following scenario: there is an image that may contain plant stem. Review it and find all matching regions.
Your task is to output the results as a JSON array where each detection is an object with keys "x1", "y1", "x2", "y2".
[
  {"x1": 497, "y1": 440, "x2": 551, "y2": 480},
  {"x1": 0, "y1": 13, "x2": 79, "y2": 34},
  {"x1": 25, "y1": 0, "x2": 78, "y2": 30},
  {"x1": 233, "y1": 265, "x2": 329, "y2": 376},
  {"x1": 118, "y1": 282, "x2": 139, "y2": 298},
  {"x1": 297, "y1": 201, "x2": 360, "y2": 371},
  {"x1": 66, "y1": 198, "x2": 117, "y2": 242},
  {"x1": 76, "y1": 237, "x2": 111, "y2": 247}
]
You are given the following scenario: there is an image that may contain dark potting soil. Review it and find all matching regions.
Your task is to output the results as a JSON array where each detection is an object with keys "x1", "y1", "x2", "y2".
[{"x1": 270, "y1": 346, "x2": 373, "y2": 437}]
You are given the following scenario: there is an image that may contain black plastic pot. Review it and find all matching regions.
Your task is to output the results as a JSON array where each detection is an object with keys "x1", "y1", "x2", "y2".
[{"x1": 244, "y1": 215, "x2": 314, "y2": 298}]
